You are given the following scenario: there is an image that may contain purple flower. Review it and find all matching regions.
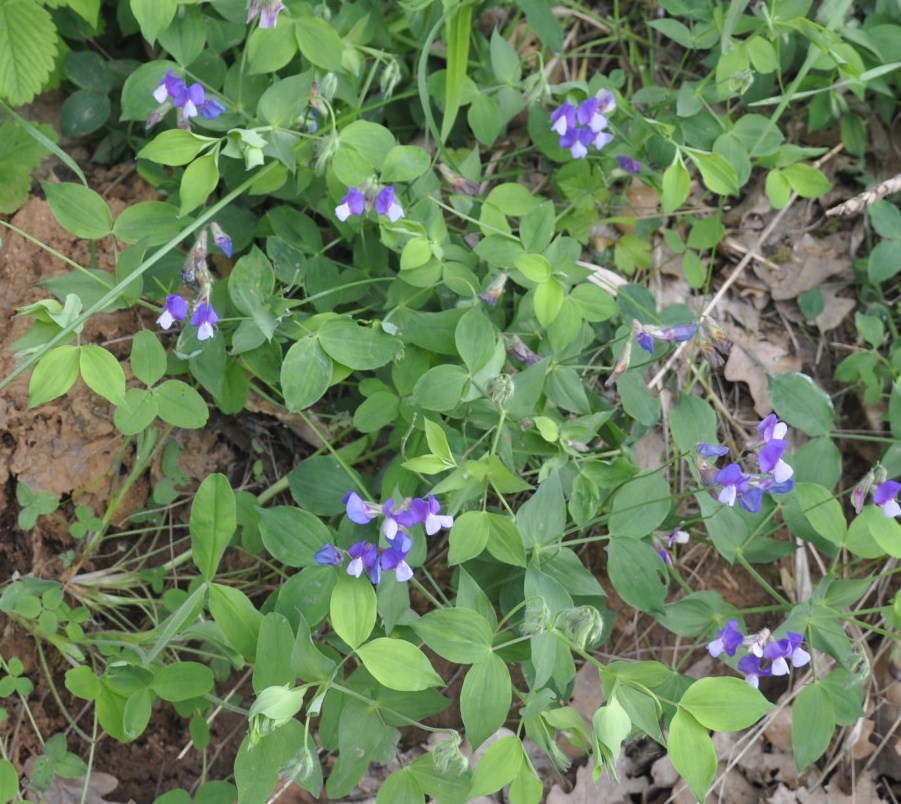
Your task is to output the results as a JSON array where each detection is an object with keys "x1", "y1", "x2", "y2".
[
  {"x1": 635, "y1": 327, "x2": 654, "y2": 354},
  {"x1": 380, "y1": 498, "x2": 418, "y2": 539},
  {"x1": 248, "y1": 0, "x2": 286, "y2": 27},
  {"x1": 716, "y1": 463, "x2": 749, "y2": 507},
  {"x1": 559, "y1": 127, "x2": 594, "y2": 159},
  {"x1": 343, "y1": 491, "x2": 380, "y2": 525},
  {"x1": 739, "y1": 486, "x2": 763, "y2": 514},
  {"x1": 347, "y1": 540, "x2": 381, "y2": 584},
  {"x1": 157, "y1": 294, "x2": 188, "y2": 330},
  {"x1": 380, "y1": 532, "x2": 413, "y2": 582},
  {"x1": 596, "y1": 90, "x2": 616, "y2": 116},
  {"x1": 737, "y1": 654, "x2": 771, "y2": 688},
  {"x1": 757, "y1": 414, "x2": 787, "y2": 443},
  {"x1": 199, "y1": 97, "x2": 226, "y2": 120},
  {"x1": 314, "y1": 543, "x2": 344, "y2": 567},
  {"x1": 335, "y1": 187, "x2": 365, "y2": 222},
  {"x1": 210, "y1": 222, "x2": 232, "y2": 258},
  {"x1": 190, "y1": 302, "x2": 219, "y2": 341},
  {"x1": 666, "y1": 527, "x2": 689, "y2": 548},
  {"x1": 153, "y1": 70, "x2": 186, "y2": 105},
  {"x1": 617, "y1": 156, "x2": 641, "y2": 174},
  {"x1": 410, "y1": 495, "x2": 454, "y2": 536},
  {"x1": 697, "y1": 443, "x2": 730, "y2": 459},
  {"x1": 592, "y1": 131, "x2": 614, "y2": 151},
  {"x1": 763, "y1": 632, "x2": 810, "y2": 676},
  {"x1": 874, "y1": 481, "x2": 901, "y2": 518},
  {"x1": 708, "y1": 620, "x2": 744, "y2": 658},
  {"x1": 758, "y1": 439, "x2": 793, "y2": 484},
  {"x1": 181, "y1": 83, "x2": 206, "y2": 120},
  {"x1": 375, "y1": 186, "x2": 404, "y2": 222},
  {"x1": 550, "y1": 102, "x2": 576, "y2": 136},
  {"x1": 655, "y1": 324, "x2": 698, "y2": 343},
  {"x1": 658, "y1": 548, "x2": 672, "y2": 565}
]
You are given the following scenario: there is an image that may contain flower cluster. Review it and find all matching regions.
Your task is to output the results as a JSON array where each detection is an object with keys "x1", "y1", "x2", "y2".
[
  {"x1": 156, "y1": 223, "x2": 231, "y2": 341},
  {"x1": 247, "y1": 0, "x2": 285, "y2": 28},
  {"x1": 852, "y1": 465, "x2": 901, "y2": 518},
  {"x1": 696, "y1": 415, "x2": 795, "y2": 514},
  {"x1": 708, "y1": 621, "x2": 810, "y2": 688},
  {"x1": 550, "y1": 90, "x2": 616, "y2": 159},
  {"x1": 335, "y1": 186, "x2": 404, "y2": 223},
  {"x1": 314, "y1": 492, "x2": 454, "y2": 585},
  {"x1": 148, "y1": 71, "x2": 225, "y2": 131}
]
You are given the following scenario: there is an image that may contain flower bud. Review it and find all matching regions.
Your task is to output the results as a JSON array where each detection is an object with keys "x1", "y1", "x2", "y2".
[
  {"x1": 431, "y1": 732, "x2": 469, "y2": 775},
  {"x1": 248, "y1": 685, "x2": 306, "y2": 746}
]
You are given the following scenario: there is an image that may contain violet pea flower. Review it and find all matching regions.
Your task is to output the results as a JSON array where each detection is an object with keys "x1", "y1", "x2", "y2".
[
  {"x1": 874, "y1": 481, "x2": 901, "y2": 518},
  {"x1": 335, "y1": 187, "x2": 365, "y2": 222},
  {"x1": 375, "y1": 186, "x2": 404, "y2": 222},
  {"x1": 190, "y1": 302, "x2": 219, "y2": 341},
  {"x1": 347, "y1": 540, "x2": 381, "y2": 585},
  {"x1": 716, "y1": 463, "x2": 749, "y2": 507},
  {"x1": 314, "y1": 543, "x2": 344, "y2": 567},
  {"x1": 697, "y1": 443, "x2": 730, "y2": 459},
  {"x1": 708, "y1": 620, "x2": 744, "y2": 658},
  {"x1": 157, "y1": 295, "x2": 188, "y2": 330}
]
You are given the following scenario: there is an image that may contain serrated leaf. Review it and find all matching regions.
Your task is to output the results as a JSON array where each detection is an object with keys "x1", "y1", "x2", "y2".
[{"x1": 0, "y1": 0, "x2": 58, "y2": 106}]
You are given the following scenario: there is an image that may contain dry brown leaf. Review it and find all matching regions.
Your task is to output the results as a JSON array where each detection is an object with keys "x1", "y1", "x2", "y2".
[
  {"x1": 546, "y1": 759, "x2": 646, "y2": 804},
  {"x1": 764, "y1": 706, "x2": 794, "y2": 753},
  {"x1": 813, "y1": 287, "x2": 856, "y2": 332},
  {"x1": 849, "y1": 718, "x2": 877, "y2": 760},
  {"x1": 754, "y1": 232, "x2": 851, "y2": 301},
  {"x1": 724, "y1": 328, "x2": 802, "y2": 415}
]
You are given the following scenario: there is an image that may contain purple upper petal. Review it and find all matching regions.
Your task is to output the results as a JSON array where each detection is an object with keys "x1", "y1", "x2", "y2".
[
  {"x1": 344, "y1": 491, "x2": 374, "y2": 524},
  {"x1": 697, "y1": 443, "x2": 730, "y2": 459},
  {"x1": 758, "y1": 439, "x2": 787, "y2": 474},
  {"x1": 874, "y1": 481, "x2": 901, "y2": 506}
]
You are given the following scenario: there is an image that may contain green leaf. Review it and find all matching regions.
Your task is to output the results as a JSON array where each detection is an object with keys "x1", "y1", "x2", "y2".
[
  {"x1": 686, "y1": 150, "x2": 739, "y2": 196},
  {"x1": 765, "y1": 169, "x2": 793, "y2": 209},
  {"x1": 461, "y1": 654, "x2": 511, "y2": 750},
  {"x1": 229, "y1": 247, "x2": 277, "y2": 339},
  {"x1": 679, "y1": 677, "x2": 772, "y2": 731},
  {"x1": 448, "y1": 510, "x2": 490, "y2": 564},
  {"x1": 179, "y1": 154, "x2": 220, "y2": 215},
  {"x1": 114, "y1": 388, "x2": 158, "y2": 435},
  {"x1": 151, "y1": 661, "x2": 214, "y2": 702},
  {"x1": 138, "y1": 130, "x2": 217, "y2": 167},
  {"x1": 130, "y1": 0, "x2": 177, "y2": 44},
  {"x1": 411, "y1": 365, "x2": 468, "y2": 412},
  {"x1": 0, "y1": 758, "x2": 18, "y2": 801},
  {"x1": 513, "y1": 253, "x2": 551, "y2": 283},
  {"x1": 259, "y1": 506, "x2": 332, "y2": 568},
  {"x1": 130, "y1": 330, "x2": 167, "y2": 387},
  {"x1": 247, "y1": 20, "x2": 297, "y2": 74},
  {"x1": 593, "y1": 698, "x2": 632, "y2": 765},
  {"x1": 661, "y1": 158, "x2": 691, "y2": 213},
  {"x1": 79, "y1": 345, "x2": 126, "y2": 405},
  {"x1": 863, "y1": 506, "x2": 901, "y2": 558},
  {"x1": 782, "y1": 163, "x2": 831, "y2": 199},
  {"x1": 330, "y1": 572, "x2": 377, "y2": 649},
  {"x1": 28, "y1": 345, "x2": 80, "y2": 407},
  {"x1": 768, "y1": 372, "x2": 835, "y2": 436},
  {"x1": 208, "y1": 583, "x2": 263, "y2": 662},
  {"x1": 670, "y1": 394, "x2": 718, "y2": 453},
  {"x1": 413, "y1": 608, "x2": 493, "y2": 664},
  {"x1": 609, "y1": 471, "x2": 671, "y2": 539},
  {"x1": 377, "y1": 769, "x2": 425, "y2": 804},
  {"x1": 113, "y1": 201, "x2": 185, "y2": 246},
  {"x1": 868, "y1": 200, "x2": 901, "y2": 239},
  {"x1": 281, "y1": 337, "x2": 332, "y2": 413},
  {"x1": 189, "y1": 473, "x2": 236, "y2": 581},
  {"x1": 356, "y1": 638, "x2": 443, "y2": 691},
  {"x1": 668, "y1": 709, "x2": 717, "y2": 802},
  {"x1": 0, "y1": 0, "x2": 58, "y2": 105},
  {"x1": 515, "y1": 0, "x2": 563, "y2": 50},
  {"x1": 153, "y1": 380, "x2": 209, "y2": 429},
  {"x1": 455, "y1": 306, "x2": 496, "y2": 373},
  {"x1": 485, "y1": 514, "x2": 527, "y2": 567},
  {"x1": 65, "y1": 665, "x2": 101, "y2": 700},
  {"x1": 43, "y1": 182, "x2": 113, "y2": 239},
  {"x1": 517, "y1": 472, "x2": 565, "y2": 548},
  {"x1": 294, "y1": 16, "x2": 343, "y2": 71},
  {"x1": 606, "y1": 538, "x2": 667, "y2": 614},
  {"x1": 318, "y1": 318, "x2": 399, "y2": 370},
  {"x1": 382, "y1": 145, "x2": 431, "y2": 183},
  {"x1": 534, "y1": 278, "x2": 565, "y2": 327},
  {"x1": 60, "y1": 90, "x2": 110, "y2": 137},
  {"x1": 792, "y1": 681, "x2": 835, "y2": 770},
  {"x1": 867, "y1": 239, "x2": 901, "y2": 284},
  {"x1": 570, "y1": 283, "x2": 616, "y2": 322},
  {"x1": 469, "y1": 735, "x2": 523, "y2": 796},
  {"x1": 789, "y1": 483, "x2": 846, "y2": 547},
  {"x1": 440, "y1": 2, "x2": 472, "y2": 142}
]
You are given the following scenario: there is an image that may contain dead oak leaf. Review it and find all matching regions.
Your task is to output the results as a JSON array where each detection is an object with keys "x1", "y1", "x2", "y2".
[
  {"x1": 724, "y1": 327, "x2": 802, "y2": 416},
  {"x1": 754, "y1": 232, "x2": 851, "y2": 301}
]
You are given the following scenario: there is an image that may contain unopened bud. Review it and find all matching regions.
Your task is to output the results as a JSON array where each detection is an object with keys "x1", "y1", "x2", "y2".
[{"x1": 431, "y1": 731, "x2": 468, "y2": 775}]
